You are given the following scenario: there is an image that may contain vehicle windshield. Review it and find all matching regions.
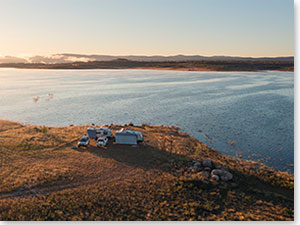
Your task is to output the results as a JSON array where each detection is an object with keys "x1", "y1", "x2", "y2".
[{"x1": 80, "y1": 137, "x2": 88, "y2": 141}]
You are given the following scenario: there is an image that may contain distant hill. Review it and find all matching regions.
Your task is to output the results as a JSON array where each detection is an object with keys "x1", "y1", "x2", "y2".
[
  {"x1": 0, "y1": 53, "x2": 294, "y2": 64},
  {"x1": 0, "y1": 58, "x2": 294, "y2": 72}
]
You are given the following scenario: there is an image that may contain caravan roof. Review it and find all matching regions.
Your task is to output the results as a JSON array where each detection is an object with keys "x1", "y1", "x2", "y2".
[
  {"x1": 96, "y1": 127, "x2": 112, "y2": 137},
  {"x1": 116, "y1": 128, "x2": 136, "y2": 136}
]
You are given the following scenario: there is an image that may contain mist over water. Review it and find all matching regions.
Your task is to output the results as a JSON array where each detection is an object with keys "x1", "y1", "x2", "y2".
[{"x1": 0, "y1": 69, "x2": 294, "y2": 172}]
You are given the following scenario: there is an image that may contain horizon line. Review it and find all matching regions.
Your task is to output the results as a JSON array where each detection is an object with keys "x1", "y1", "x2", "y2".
[{"x1": 0, "y1": 53, "x2": 295, "y2": 58}]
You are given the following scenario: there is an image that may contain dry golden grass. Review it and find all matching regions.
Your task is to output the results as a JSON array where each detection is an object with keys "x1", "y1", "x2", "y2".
[{"x1": 0, "y1": 120, "x2": 294, "y2": 221}]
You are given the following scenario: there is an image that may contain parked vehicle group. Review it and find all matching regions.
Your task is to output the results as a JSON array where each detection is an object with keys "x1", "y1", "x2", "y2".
[{"x1": 77, "y1": 126, "x2": 143, "y2": 149}]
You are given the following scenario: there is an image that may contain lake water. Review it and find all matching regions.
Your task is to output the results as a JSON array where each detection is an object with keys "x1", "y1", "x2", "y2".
[{"x1": 0, "y1": 69, "x2": 294, "y2": 172}]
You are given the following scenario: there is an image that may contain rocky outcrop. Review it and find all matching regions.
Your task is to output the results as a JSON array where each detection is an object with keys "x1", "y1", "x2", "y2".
[
  {"x1": 211, "y1": 174, "x2": 220, "y2": 181},
  {"x1": 187, "y1": 159, "x2": 233, "y2": 182},
  {"x1": 202, "y1": 160, "x2": 213, "y2": 168},
  {"x1": 211, "y1": 169, "x2": 233, "y2": 182}
]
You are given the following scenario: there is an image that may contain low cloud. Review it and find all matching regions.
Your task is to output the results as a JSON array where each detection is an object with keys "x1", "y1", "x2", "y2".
[
  {"x1": 29, "y1": 54, "x2": 97, "y2": 63},
  {"x1": 0, "y1": 56, "x2": 28, "y2": 63},
  {"x1": 64, "y1": 56, "x2": 96, "y2": 63},
  {"x1": 1, "y1": 54, "x2": 96, "y2": 64}
]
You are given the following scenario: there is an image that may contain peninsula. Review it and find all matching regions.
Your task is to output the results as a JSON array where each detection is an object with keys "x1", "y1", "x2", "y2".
[{"x1": 0, "y1": 120, "x2": 294, "y2": 220}]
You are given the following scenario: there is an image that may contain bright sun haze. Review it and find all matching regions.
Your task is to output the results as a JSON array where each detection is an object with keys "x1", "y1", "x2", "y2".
[{"x1": 0, "y1": 0, "x2": 294, "y2": 57}]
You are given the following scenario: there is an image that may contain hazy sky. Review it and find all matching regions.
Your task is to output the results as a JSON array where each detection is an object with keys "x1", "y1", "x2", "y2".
[{"x1": 0, "y1": 0, "x2": 294, "y2": 57}]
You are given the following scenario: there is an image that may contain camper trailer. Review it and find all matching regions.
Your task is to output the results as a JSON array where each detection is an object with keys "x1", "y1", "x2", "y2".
[
  {"x1": 96, "y1": 128, "x2": 112, "y2": 138},
  {"x1": 86, "y1": 127, "x2": 112, "y2": 140},
  {"x1": 87, "y1": 128, "x2": 97, "y2": 140},
  {"x1": 115, "y1": 129, "x2": 138, "y2": 145}
]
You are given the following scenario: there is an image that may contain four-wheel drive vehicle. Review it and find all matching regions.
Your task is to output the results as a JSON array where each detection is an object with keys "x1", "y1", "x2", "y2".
[
  {"x1": 77, "y1": 136, "x2": 90, "y2": 148},
  {"x1": 134, "y1": 131, "x2": 144, "y2": 142},
  {"x1": 97, "y1": 137, "x2": 108, "y2": 147}
]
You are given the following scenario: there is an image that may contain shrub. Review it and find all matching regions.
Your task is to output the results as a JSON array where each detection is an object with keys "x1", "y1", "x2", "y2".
[
  {"x1": 141, "y1": 123, "x2": 151, "y2": 128},
  {"x1": 41, "y1": 126, "x2": 48, "y2": 134}
]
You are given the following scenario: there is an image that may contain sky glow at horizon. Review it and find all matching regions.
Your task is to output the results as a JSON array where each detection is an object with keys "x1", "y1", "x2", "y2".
[{"x1": 0, "y1": 0, "x2": 294, "y2": 57}]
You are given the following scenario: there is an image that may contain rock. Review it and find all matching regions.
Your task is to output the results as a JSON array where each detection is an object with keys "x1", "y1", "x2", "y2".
[
  {"x1": 222, "y1": 172, "x2": 233, "y2": 182},
  {"x1": 202, "y1": 160, "x2": 213, "y2": 168},
  {"x1": 211, "y1": 175, "x2": 219, "y2": 181},
  {"x1": 211, "y1": 169, "x2": 233, "y2": 182},
  {"x1": 214, "y1": 165, "x2": 222, "y2": 169},
  {"x1": 197, "y1": 166, "x2": 204, "y2": 171},
  {"x1": 188, "y1": 165, "x2": 198, "y2": 171},
  {"x1": 211, "y1": 169, "x2": 223, "y2": 176},
  {"x1": 204, "y1": 167, "x2": 211, "y2": 171},
  {"x1": 220, "y1": 176, "x2": 226, "y2": 181},
  {"x1": 194, "y1": 161, "x2": 202, "y2": 168},
  {"x1": 202, "y1": 179, "x2": 209, "y2": 184},
  {"x1": 202, "y1": 171, "x2": 210, "y2": 179}
]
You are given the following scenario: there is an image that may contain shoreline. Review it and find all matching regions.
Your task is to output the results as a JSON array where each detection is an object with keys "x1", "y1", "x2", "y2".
[
  {"x1": 131, "y1": 67, "x2": 293, "y2": 72},
  {"x1": 0, "y1": 66, "x2": 294, "y2": 72}
]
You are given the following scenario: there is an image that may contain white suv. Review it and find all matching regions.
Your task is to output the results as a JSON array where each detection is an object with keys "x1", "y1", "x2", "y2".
[
  {"x1": 97, "y1": 137, "x2": 108, "y2": 147},
  {"x1": 77, "y1": 136, "x2": 90, "y2": 148}
]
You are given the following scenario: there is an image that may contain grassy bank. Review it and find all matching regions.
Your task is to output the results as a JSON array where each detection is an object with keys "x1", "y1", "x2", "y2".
[{"x1": 0, "y1": 120, "x2": 294, "y2": 221}]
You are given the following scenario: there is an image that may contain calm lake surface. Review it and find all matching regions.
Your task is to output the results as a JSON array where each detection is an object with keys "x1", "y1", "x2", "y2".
[{"x1": 0, "y1": 69, "x2": 294, "y2": 172}]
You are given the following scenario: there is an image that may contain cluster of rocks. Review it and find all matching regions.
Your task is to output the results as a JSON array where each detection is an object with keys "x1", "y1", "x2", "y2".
[{"x1": 187, "y1": 159, "x2": 233, "y2": 182}]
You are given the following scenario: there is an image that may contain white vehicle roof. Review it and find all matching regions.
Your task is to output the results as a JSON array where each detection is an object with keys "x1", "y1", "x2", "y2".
[
  {"x1": 97, "y1": 136, "x2": 108, "y2": 140},
  {"x1": 116, "y1": 128, "x2": 135, "y2": 135}
]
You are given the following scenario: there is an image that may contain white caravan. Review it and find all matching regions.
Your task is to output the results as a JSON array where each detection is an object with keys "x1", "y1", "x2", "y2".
[
  {"x1": 87, "y1": 127, "x2": 112, "y2": 140},
  {"x1": 95, "y1": 128, "x2": 112, "y2": 138},
  {"x1": 115, "y1": 129, "x2": 138, "y2": 145}
]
